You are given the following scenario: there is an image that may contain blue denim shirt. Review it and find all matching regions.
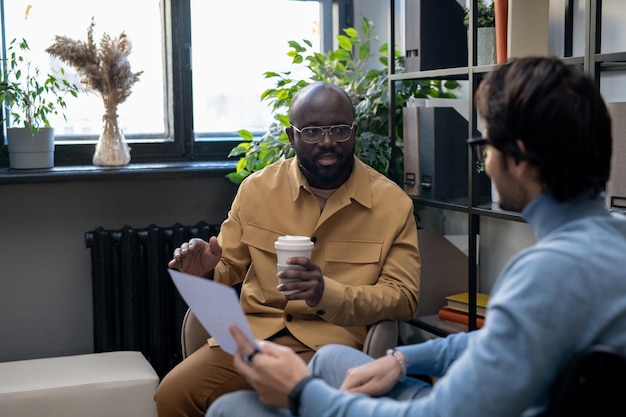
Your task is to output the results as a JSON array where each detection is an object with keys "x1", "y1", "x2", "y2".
[{"x1": 299, "y1": 192, "x2": 626, "y2": 417}]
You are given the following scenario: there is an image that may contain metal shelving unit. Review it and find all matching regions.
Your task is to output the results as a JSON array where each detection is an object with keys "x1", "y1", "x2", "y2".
[{"x1": 389, "y1": 0, "x2": 625, "y2": 336}]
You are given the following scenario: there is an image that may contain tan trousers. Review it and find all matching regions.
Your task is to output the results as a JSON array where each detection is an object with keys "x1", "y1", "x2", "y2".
[{"x1": 154, "y1": 331, "x2": 316, "y2": 417}]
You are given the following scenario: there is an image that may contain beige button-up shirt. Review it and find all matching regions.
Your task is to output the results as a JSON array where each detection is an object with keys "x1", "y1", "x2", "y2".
[{"x1": 211, "y1": 156, "x2": 420, "y2": 351}]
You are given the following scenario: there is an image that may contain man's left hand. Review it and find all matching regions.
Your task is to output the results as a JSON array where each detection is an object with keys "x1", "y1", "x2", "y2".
[{"x1": 277, "y1": 257, "x2": 324, "y2": 306}]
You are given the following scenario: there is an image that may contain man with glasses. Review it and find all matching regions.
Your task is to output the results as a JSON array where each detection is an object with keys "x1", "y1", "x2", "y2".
[
  {"x1": 207, "y1": 57, "x2": 626, "y2": 417},
  {"x1": 155, "y1": 81, "x2": 420, "y2": 417}
]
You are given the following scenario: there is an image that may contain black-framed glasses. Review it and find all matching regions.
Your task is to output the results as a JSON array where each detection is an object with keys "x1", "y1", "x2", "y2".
[
  {"x1": 467, "y1": 137, "x2": 489, "y2": 164},
  {"x1": 290, "y1": 123, "x2": 355, "y2": 144}
]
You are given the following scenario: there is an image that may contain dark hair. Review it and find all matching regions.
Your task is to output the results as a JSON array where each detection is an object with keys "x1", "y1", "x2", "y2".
[{"x1": 475, "y1": 57, "x2": 612, "y2": 201}]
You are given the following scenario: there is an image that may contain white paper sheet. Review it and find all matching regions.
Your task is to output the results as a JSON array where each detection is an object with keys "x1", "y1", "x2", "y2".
[{"x1": 168, "y1": 269, "x2": 256, "y2": 355}]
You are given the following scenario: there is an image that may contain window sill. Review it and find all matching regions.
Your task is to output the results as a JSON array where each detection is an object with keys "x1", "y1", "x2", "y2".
[{"x1": 0, "y1": 160, "x2": 239, "y2": 185}]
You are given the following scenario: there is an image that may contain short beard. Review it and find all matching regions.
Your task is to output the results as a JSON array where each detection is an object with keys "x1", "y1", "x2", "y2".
[{"x1": 298, "y1": 153, "x2": 355, "y2": 185}]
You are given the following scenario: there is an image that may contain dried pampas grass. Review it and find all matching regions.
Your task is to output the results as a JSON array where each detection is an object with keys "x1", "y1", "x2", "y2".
[{"x1": 46, "y1": 18, "x2": 143, "y2": 120}]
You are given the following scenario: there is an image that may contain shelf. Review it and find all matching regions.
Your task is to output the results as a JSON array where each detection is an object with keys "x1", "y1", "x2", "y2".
[
  {"x1": 596, "y1": 52, "x2": 626, "y2": 66},
  {"x1": 390, "y1": 67, "x2": 469, "y2": 81},
  {"x1": 408, "y1": 314, "x2": 468, "y2": 338},
  {"x1": 471, "y1": 63, "x2": 499, "y2": 74},
  {"x1": 473, "y1": 58, "x2": 586, "y2": 75},
  {"x1": 560, "y1": 56, "x2": 585, "y2": 67},
  {"x1": 471, "y1": 203, "x2": 525, "y2": 222},
  {"x1": 391, "y1": 0, "x2": 624, "y2": 338},
  {"x1": 411, "y1": 197, "x2": 469, "y2": 213}
]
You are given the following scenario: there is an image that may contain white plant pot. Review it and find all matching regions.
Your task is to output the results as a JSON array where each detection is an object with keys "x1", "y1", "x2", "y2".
[{"x1": 7, "y1": 127, "x2": 55, "y2": 169}]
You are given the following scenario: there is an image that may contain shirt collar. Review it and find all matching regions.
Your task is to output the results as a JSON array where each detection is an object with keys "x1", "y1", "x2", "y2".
[
  {"x1": 522, "y1": 190, "x2": 608, "y2": 241},
  {"x1": 288, "y1": 156, "x2": 373, "y2": 208}
]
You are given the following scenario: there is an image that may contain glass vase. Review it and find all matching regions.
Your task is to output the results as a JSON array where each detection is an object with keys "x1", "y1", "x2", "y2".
[{"x1": 93, "y1": 116, "x2": 131, "y2": 166}]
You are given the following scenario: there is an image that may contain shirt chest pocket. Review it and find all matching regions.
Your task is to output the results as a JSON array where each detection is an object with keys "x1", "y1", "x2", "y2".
[
  {"x1": 323, "y1": 241, "x2": 383, "y2": 285},
  {"x1": 241, "y1": 224, "x2": 282, "y2": 257},
  {"x1": 324, "y1": 241, "x2": 382, "y2": 264}
]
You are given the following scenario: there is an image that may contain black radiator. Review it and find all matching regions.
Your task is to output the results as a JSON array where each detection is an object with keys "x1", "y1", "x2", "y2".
[{"x1": 85, "y1": 222, "x2": 221, "y2": 378}]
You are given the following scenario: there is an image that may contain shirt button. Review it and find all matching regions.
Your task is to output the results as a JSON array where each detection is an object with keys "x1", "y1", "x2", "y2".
[
  {"x1": 286, "y1": 314, "x2": 293, "y2": 322},
  {"x1": 316, "y1": 310, "x2": 325, "y2": 316}
]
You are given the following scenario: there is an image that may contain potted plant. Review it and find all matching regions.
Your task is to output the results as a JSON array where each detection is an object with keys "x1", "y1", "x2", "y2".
[
  {"x1": 46, "y1": 18, "x2": 143, "y2": 167},
  {"x1": 0, "y1": 38, "x2": 79, "y2": 169},
  {"x1": 226, "y1": 16, "x2": 460, "y2": 187}
]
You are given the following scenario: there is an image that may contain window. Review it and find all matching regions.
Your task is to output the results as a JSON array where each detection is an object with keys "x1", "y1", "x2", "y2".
[
  {"x1": 190, "y1": 0, "x2": 321, "y2": 139},
  {"x1": 2, "y1": 1, "x2": 166, "y2": 139},
  {"x1": 1, "y1": 0, "x2": 337, "y2": 166}
]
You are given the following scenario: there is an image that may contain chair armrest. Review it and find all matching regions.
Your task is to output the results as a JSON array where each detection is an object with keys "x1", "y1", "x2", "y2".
[
  {"x1": 181, "y1": 308, "x2": 211, "y2": 359},
  {"x1": 181, "y1": 308, "x2": 399, "y2": 360},
  {"x1": 363, "y1": 320, "x2": 399, "y2": 359}
]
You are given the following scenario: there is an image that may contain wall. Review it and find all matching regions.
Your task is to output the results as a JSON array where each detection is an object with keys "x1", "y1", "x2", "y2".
[{"x1": 0, "y1": 176, "x2": 237, "y2": 362}]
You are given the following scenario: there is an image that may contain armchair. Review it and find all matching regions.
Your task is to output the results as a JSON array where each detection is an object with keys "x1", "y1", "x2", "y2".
[
  {"x1": 181, "y1": 307, "x2": 398, "y2": 360},
  {"x1": 539, "y1": 344, "x2": 626, "y2": 417}
]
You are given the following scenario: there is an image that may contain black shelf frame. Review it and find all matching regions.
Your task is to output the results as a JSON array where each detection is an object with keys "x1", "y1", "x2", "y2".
[
  {"x1": 388, "y1": 0, "x2": 616, "y2": 336},
  {"x1": 407, "y1": 317, "x2": 451, "y2": 339},
  {"x1": 411, "y1": 197, "x2": 470, "y2": 214}
]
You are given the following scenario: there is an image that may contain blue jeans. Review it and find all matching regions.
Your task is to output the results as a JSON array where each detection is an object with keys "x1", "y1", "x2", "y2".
[{"x1": 206, "y1": 344, "x2": 431, "y2": 417}]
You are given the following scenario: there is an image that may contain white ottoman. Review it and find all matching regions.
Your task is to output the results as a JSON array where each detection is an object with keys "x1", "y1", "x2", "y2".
[{"x1": 0, "y1": 351, "x2": 159, "y2": 417}]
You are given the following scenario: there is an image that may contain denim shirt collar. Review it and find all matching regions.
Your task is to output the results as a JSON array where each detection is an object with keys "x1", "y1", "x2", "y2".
[{"x1": 522, "y1": 190, "x2": 608, "y2": 241}]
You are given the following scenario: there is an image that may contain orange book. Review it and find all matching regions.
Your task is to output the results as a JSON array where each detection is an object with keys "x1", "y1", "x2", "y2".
[
  {"x1": 494, "y1": 0, "x2": 508, "y2": 63},
  {"x1": 438, "y1": 306, "x2": 485, "y2": 329}
]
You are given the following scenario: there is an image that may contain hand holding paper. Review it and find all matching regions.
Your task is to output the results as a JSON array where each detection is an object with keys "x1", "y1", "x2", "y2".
[{"x1": 168, "y1": 269, "x2": 257, "y2": 355}]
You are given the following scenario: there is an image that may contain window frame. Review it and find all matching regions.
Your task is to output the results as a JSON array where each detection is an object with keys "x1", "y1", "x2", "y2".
[{"x1": 0, "y1": 0, "x2": 352, "y2": 168}]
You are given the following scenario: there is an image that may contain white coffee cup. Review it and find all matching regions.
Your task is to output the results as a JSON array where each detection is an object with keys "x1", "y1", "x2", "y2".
[
  {"x1": 274, "y1": 235, "x2": 314, "y2": 265},
  {"x1": 277, "y1": 262, "x2": 304, "y2": 294},
  {"x1": 275, "y1": 236, "x2": 313, "y2": 295}
]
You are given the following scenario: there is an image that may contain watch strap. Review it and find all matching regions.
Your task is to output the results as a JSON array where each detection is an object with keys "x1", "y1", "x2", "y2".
[{"x1": 288, "y1": 375, "x2": 315, "y2": 416}]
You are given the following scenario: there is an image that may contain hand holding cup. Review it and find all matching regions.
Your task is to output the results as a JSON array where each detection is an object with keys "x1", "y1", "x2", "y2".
[{"x1": 275, "y1": 236, "x2": 314, "y2": 295}]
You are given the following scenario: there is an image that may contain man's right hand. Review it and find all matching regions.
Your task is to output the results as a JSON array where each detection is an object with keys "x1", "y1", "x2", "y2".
[
  {"x1": 168, "y1": 236, "x2": 222, "y2": 277},
  {"x1": 230, "y1": 325, "x2": 311, "y2": 409}
]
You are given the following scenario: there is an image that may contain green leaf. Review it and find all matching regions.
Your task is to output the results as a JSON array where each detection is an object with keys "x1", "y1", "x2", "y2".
[
  {"x1": 343, "y1": 27, "x2": 359, "y2": 38},
  {"x1": 358, "y1": 43, "x2": 370, "y2": 60},
  {"x1": 225, "y1": 172, "x2": 244, "y2": 184},
  {"x1": 276, "y1": 114, "x2": 290, "y2": 126},
  {"x1": 337, "y1": 35, "x2": 353, "y2": 51},
  {"x1": 287, "y1": 40, "x2": 307, "y2": 52},
  {"x1": 332, "y1": 49, "x2": 351, "y2": 61},
  {"x1": 237, "y1": 129, "x2": 254, "y2": 141}
]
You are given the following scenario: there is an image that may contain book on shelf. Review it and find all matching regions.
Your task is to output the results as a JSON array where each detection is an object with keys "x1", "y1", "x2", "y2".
[
  {"x1": 507, "y1": 0, "x2": 549, "y2": 59},
  {"x1": 444, "y1": 291, "x2": 490, "y2": 317},
  {"x1": 438, "y1": 306, "x2": 485, "y2": 328}
]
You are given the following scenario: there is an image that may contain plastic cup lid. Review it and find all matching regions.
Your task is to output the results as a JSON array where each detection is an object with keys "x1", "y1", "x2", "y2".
[{"x1": 274, "y1": 235, "x2": 314, "y2": 250}]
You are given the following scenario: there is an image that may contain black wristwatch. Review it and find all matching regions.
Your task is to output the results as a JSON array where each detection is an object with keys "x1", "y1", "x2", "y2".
[{"x1": 288, "y1": 375, "x2": 315, "y2": 416}]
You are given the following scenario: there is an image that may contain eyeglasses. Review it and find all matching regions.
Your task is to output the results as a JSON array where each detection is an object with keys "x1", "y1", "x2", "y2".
[
  {"x1": 467, "y1": 137, "x2": 489, "y2": 164},
  {"x1": 290, "y1": 123, "x2": 355, "y2": 144}
]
